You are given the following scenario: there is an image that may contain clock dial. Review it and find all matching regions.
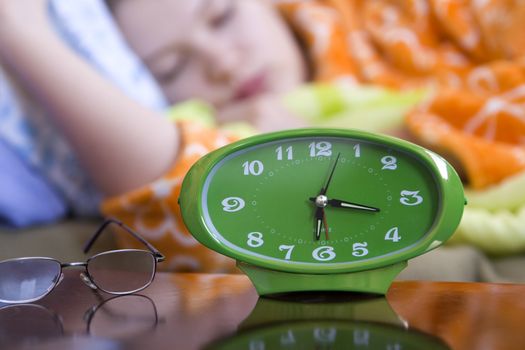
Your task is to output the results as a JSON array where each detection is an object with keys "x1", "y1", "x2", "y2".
[{"x1": 199, "y1": 135, "x2": 444, "y2": 273}]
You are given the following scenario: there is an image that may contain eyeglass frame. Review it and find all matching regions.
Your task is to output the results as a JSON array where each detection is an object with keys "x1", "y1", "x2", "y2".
[{"x1": 0, "y1": 218, "x2": 165, "y2": 304}]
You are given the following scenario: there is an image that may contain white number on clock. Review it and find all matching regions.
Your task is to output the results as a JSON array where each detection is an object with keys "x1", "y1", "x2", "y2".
[
  {"x1": 352, "y1": 242, "x2": 369, "y2": 257},
  {"x1": 385, "y1": 227, "x2": 401, "y2": 242},
  {"x1": 221, "y1": 197, "x2": 245, "y2": 212},
  {"x1": 276, "y1": 146, "x2": 293, "y2": 160},
  {"x1": 242, "y1": 160, "x2": 264, "y2": 176},
  {"x1": 312, "y1": 246, "x2": 336, "y2": 261},
  {"x1": 249, "y1": 340, "x2": 265, "y2": 350},
  {"x1": 353, "y1": 329, "x2": 370, "y2": 346},
  {"x1": 400, "y1": 190, "x2": 423, "y2": 206},
  {"x1": 247, "y1": 232, "x2": 264, "y2": 247},
  {"x1": 314, "y1": 327, "x2": 337, "y2": 343},
  {"x1": 309, "y1": 142, "x2": 332, "y2": 157},
  {"x1": 280, "y1": 330, "x2": 296, "y2": 346},
  {"x1": 279, "y1": 245, "x2": 295, "y2": 260},
  {"x1": 381, "y1": 155, "x2": 397, "y2": 170},
  {"x1": 353, "y1": 143, "x2": 361, "y2": 158}
]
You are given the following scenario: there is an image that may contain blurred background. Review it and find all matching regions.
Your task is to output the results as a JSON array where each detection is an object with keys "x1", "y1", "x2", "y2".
[{"x1": 1, "y1": 0, "x2": 525, "y2": 283}]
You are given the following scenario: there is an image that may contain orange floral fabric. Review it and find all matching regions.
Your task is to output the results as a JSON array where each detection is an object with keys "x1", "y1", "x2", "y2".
[
  {"x1": 102, "y1": 121, "x2": 239, "y2": 273},
  {"x1": 279, "y1": 0, "x2": 525, "y2": 189}
]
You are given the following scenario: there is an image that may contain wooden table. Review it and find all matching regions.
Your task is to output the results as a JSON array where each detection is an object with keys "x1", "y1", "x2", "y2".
[{"x1": 1, "y1": 271, "x2": 525, "y2": 349}]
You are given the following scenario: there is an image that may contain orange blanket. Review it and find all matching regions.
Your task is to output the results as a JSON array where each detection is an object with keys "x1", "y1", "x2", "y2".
[
  {"x1": 280, "y1": 0, "x2": 525, "y2": 189},
  {"x1": 102, "y1": 121, "x2": 239, "y2": 273},
  {"x1": 102, "y1": 1, "x2": 525, "y2": 271}
]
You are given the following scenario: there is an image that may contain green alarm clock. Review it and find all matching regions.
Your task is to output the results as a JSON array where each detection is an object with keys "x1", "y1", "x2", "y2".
[{"x1": 179, "y1": 128, "x2": 465, "y2": 295}]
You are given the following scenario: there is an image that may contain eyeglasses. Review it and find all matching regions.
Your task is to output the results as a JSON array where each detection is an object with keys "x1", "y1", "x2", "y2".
[{"x1": 0, "y1": 219, "x2": 165, "y2": 304}]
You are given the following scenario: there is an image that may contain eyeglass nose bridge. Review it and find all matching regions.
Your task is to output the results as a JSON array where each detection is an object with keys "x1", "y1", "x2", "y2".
[
  {"x1": 62, "y1": 261, "x2": 87, "y2": 268},
  {"x1": 61, "y1": 262, "x2": 98, "y2": 291}
]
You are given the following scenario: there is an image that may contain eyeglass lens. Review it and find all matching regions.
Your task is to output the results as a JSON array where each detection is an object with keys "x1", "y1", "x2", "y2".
[
  {"x1": 0, "y1": 259, "x2": 61, "y2": 303},
  {"x1": 87, "y1": 250, "x2": 156, "y2": 294}
]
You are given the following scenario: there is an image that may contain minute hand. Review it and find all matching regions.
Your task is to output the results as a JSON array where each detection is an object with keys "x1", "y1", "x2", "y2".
[{"x1": 328, "y1": 199, "x2": 380, "y2": 212}]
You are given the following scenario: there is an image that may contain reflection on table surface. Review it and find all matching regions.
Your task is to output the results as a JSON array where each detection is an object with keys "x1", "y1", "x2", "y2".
[
  {"x1": 1, "y1": 271, "x2": 525, "y2": 350},
  {"x1": 208, "y1": 295, "x2": 449, "y2": 350},
  {"x1": 0, "y1": 294, "x2": 158, "y2": 349}
]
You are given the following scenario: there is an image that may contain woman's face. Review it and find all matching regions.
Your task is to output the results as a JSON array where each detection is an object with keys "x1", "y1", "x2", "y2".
[{"x1": 112, "y1": 0, "x2": 306, "y2": 110}]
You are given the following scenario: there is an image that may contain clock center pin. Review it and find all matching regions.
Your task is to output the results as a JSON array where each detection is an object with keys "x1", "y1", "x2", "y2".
[{"x1": 315, "y1": 195, "x2": 328, "y2": 208}]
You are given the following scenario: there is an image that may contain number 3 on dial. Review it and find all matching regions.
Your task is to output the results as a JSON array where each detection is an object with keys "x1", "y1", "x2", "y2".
[{"x1": 400, "y1": 190, "x2": 423, "y2": 206}]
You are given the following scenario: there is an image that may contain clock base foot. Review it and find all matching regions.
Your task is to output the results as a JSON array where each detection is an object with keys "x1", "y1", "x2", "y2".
[{"x1": 237, "y1": 261, "x2": 407, "y2": 296}]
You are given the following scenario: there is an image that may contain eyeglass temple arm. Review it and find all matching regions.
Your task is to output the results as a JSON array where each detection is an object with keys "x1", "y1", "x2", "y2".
[{"x1": 83, "y1": 218, "x2": 165, "y2": 262}]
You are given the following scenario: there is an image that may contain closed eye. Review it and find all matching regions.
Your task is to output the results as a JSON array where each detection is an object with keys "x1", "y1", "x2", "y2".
[
  {"x1": 147, "y1": 49, "x2": 190, "y2": 84},
  {"x1": 209, "y1": 0, "x2": 236, "y2": 28},
  {"x1": 156, "y1": 55, "x2": 190, "y2": 84}
]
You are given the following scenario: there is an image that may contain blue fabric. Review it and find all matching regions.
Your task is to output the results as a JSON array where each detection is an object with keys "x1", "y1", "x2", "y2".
[
  {"x1": 0, "y1": 139, "x2": 66, "y2": 227},
  {"x1": 48, "y1": 0, "x2": 168, "y2": 110},
  {"x1": 0, "y1": 0, "x2": 168, "y2": 227}
]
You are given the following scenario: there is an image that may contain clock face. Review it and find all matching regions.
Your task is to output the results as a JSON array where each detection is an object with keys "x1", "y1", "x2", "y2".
[
  {"x1": 180, "y1": 129, "x2": 464, "y2": 274},
  {"x1": 199, "y1": 134, "x2": 444, "y2": 272}
]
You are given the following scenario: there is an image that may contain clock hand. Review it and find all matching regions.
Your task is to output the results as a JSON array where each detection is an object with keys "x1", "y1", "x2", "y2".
[
  {"x1": 314, "y1": 206, "x2": 329, "y2": 240},
  {"x1": 320, "y1": 153, "x2": 341, "y2": 195},
  {"x1": 308, "y1": 197, "x2": 380, "y2": 212},
  {"x1": 314, "y1": 207, "x2": 323, "y2": 240},
  {"x1": 328, "y1": 199, "x2": 380, "y2": 212},
  {"x1": 311, "y1": 154, "x2": 340, "y2": 241}
]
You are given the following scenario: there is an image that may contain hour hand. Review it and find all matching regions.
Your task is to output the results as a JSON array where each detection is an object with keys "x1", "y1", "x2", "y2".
[
  {"x1": 328, "y1": 199, "x2": 380, "y2": 212},
  {"x1": 314, "y1": 207, "x2": 324, "y2": 240}
]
